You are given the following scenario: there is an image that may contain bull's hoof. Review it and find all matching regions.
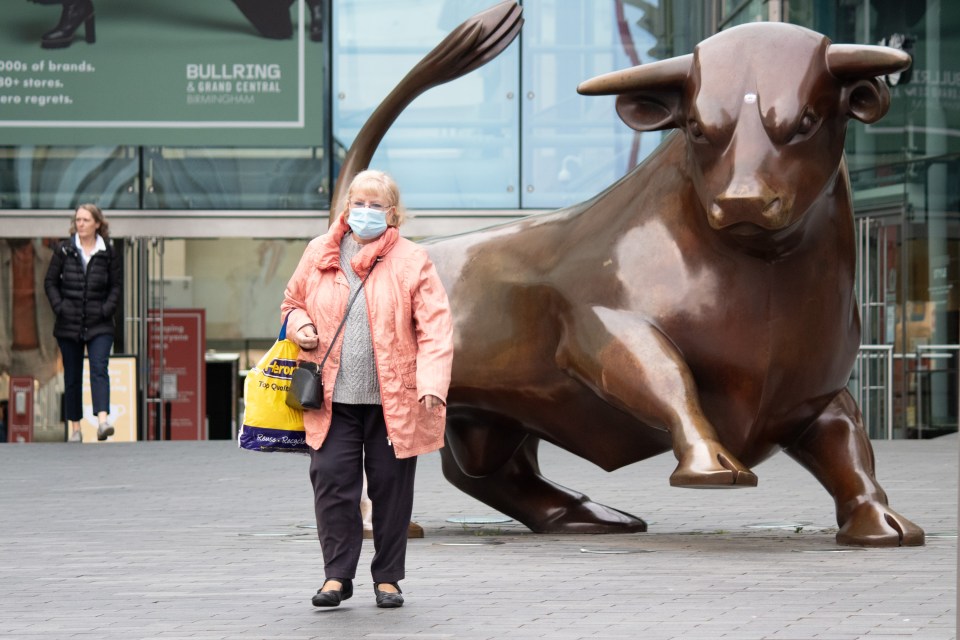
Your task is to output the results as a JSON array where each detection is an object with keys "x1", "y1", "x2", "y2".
[
  {"x1": 836, "y1": 503, "x2": 925, "y2": 547},
  {"x1": 528, "y1": 500, "x2": 647, "y2": 534},
  {"x1": 669, "y1": 440, "x2": 758, "y2": 488}
]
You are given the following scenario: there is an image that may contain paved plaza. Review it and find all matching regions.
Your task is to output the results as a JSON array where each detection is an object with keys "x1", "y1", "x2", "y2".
[{"x1": 0, "y1": 434, "x2": 956, "y2": 640}]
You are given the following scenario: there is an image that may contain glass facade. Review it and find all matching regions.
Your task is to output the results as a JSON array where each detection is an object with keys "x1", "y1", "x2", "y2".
[
  {"x1": 835, "y1": 0, "x2": 959, "y2": 438},
  {"x1": 333, "y1": 0, "x2": 521, "y2": 208},
  {"x1": 0, "y1": 146, "x2": 140, "y2": 209},
  {"x1": 142, "y1": 147, "x2": 329, "y2": 210},
  {"x1": 1, "y1": 0, "x2": 957, "y2": 441}
]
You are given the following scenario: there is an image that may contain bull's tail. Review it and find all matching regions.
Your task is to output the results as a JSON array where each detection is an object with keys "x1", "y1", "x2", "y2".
[{"x1": 329, "y1": 1, "x2": 523, "y2": 221}]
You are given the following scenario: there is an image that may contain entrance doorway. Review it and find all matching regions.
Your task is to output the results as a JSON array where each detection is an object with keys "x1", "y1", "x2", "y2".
[{"x1": 123, "y1": 237, "x2": 170, "y2": 441}]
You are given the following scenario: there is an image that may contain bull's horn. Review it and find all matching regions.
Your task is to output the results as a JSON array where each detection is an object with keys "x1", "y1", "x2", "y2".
[
  {"x1": 577, "y1": 54, "x2": 692, "y2": 96},
  {"x1": 826, "y1": 44, "x2": 911, "y2": 79}
]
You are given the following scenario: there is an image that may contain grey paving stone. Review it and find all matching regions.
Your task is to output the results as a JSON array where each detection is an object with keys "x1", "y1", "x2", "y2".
[{"x1": 0, "y1": 436, "x2": 955, "y2": 640}]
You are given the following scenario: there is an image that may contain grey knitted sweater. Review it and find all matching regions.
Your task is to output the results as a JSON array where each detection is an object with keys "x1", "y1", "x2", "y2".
[{"x1": 331, "y1": 233, "x2": 382, "y2": 405}]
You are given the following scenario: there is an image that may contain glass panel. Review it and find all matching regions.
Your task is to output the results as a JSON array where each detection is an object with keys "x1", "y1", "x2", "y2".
[
  {"x1": 654, "y1": 0, "x2": 715, "y2": 56},
  {"x1": 785, "y1": 0, "x2": 836, "y2": 34},
  {"x1": 903, "y1": 155, "x2": 960, "y2": 437},
  {"x1": 333, "y1": 0, "x2": 520, "y2": 208},
  {"x1": 839, "y1": 0, "x2": 960, "y2": 438},
  {"x1": 0, "y1": 146, "x2": 139, "y2": 209},
  {"x1": 849, "y1": 160, "x2": 908, "y2": 212},
  {"x1": 836, "y1": 0, "x2": 960, "y2": 168},
  {"x1": 521, "y1": 0, "x2": 710, "y2": 209},
  {"x1": 838, "y1": 0, "x2": 960, "y2": 438},
  {"x1": 142, "y1": 146, "x2": 329, "y2": 209},
  {"x1": 720, "y1": 0, "x2": 766, "y2": 27}
]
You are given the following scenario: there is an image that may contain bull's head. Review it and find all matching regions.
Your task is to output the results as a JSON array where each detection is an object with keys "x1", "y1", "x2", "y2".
[{"x1": 578, "y1": 23, "x2": 910, "y2": 250}]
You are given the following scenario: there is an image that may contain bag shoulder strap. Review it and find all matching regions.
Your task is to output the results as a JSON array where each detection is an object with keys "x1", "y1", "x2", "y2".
[{"x1": 317, "y1": 257, "x2": 381, "y2": 369}]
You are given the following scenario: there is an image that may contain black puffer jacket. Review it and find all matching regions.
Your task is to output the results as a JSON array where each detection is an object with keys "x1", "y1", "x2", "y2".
[{"x1": 44, "y1": 236, "x2": 123, "y2": 341}]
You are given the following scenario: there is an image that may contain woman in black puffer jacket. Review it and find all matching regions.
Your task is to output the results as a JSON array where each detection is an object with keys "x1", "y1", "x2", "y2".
[{"x1": 44, "y1": 204, "x2": 122, "y2": 442}]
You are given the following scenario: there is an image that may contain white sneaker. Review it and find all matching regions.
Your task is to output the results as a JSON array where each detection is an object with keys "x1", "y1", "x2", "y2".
[
  {"x1": 69, "y1": 430, "x2": 82, "y2": 443},
  {"x1": 97, "y1": 422, "x2": 115, "y2": 441}
]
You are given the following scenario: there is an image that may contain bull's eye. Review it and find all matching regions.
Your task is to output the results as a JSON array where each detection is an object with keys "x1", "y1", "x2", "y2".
[
  {"x1": 794, "y1": 111, "x2": 820, "y2": 139},
  {"x1": 688, "y1": 120, "x2": 705, "y2": 141}
]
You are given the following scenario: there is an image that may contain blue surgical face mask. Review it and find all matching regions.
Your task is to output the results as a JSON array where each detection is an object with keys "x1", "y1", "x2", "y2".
[{"x1": 348, "y1": 207, "x2": 388, "y2": 240}]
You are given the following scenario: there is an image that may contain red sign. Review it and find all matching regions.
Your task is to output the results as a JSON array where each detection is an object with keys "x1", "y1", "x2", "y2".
[
  {"x1": 147, "y1": 309, "x2": 206, "y2": 440},
  {"x1": 7, "y1": 376, "x2": 34, "y2": 443}
]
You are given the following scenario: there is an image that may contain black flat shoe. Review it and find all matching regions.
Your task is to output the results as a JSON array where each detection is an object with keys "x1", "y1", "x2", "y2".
[
  {"x1": 374, "y1": 583, "x2": 403, "y2": 609},
  {"x1": 311, "y1": 578, "x2": 352, "y2": 607}
]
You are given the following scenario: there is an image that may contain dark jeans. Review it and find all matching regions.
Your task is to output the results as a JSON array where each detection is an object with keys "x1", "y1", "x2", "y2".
[
  {"x1": 308, "y1": 403, "x2": 417, "y2": 584},
  {"x1": 57, "y1": 333, "x2": 113, "y2": 421}
]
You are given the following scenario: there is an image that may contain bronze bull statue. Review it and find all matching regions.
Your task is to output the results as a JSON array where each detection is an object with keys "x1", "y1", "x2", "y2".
[{"x1": 330, "y1": 3, "x2": 922, "y2": 547}]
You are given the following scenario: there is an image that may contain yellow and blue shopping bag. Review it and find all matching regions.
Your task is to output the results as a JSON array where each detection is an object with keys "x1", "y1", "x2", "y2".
[{"x1": 238, "y1": 315, "x2": 308, "y2": 453}]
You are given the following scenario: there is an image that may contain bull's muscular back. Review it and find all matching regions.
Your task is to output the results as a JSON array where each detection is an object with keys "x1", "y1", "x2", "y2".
[{"x1": 428, "y1": 130, "x2": 860, "y2": 468}]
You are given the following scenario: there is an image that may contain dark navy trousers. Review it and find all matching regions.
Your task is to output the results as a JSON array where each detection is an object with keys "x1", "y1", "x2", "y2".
[
  {"x1": 308, "y1": 402, "x2": 417, "y2": 584},
  {"x1": 57, "y1": 333, "x2": 113, "y2": 421}
]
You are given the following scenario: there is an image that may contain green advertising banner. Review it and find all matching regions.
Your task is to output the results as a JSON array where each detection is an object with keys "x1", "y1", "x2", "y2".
[{"x1": 0, "y1": 0, "x2": 325, "y2": 146}]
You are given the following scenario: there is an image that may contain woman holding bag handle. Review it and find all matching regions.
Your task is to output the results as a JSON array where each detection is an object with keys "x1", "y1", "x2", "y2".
[{"x1": 282, "y1": 170, "x2": 453, "y2": 609}]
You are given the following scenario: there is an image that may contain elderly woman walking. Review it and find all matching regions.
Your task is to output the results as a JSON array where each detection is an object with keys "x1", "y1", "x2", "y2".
[{"x1": 282, "y1": 169, "x2": 453, "y2": 609}]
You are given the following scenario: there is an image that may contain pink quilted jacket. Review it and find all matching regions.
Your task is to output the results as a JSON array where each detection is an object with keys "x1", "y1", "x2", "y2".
[{"x1": 281, "y1": 216, "x2": 454, "y2": 458}]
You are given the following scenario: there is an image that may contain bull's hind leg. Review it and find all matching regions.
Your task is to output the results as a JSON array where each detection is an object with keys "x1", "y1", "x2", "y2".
[
  {"x1": 785, "y1": 389, "x2": 924, "y2": 547},
  {"x1": 558, "y1": 306, "x2": 757, "y2": 488},
  {"x1": 441, "y1": 409, "x2": 646, "y2": 533}
]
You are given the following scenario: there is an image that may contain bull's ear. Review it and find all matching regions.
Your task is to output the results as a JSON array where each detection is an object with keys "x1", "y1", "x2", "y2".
[
  {"x1": 615, "y1": 94, "x2": 682, "y2": 131},
  {"x1": 843, "y1": 78, "x2": 890, "y2": 124}
]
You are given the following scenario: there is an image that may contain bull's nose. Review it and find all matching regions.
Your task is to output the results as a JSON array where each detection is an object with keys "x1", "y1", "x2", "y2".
[{"x1": 709, "y1": 195, "x2": 785, "y2": 230}]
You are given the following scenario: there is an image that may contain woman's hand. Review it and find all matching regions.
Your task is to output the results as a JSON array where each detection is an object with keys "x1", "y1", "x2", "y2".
[
  {"x1": 421, "y1": 394, "x2": 444, "y2": 410},
  {"x1": 293, "y1": 324, "x2": 319, "y2": 350}
]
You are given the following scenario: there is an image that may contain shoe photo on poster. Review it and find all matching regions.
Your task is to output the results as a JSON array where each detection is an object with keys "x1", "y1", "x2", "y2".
[{"x1": 23, "y1": 0, "x2": 326, "y2": 49}]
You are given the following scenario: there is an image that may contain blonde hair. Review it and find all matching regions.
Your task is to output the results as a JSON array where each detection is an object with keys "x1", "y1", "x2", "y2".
[
  {"x1": 340, "y1": 169, "x2": 406, "y2": 227},
  {"x1": 70, "y1": 204, "x2": 110, "y2": 241}
]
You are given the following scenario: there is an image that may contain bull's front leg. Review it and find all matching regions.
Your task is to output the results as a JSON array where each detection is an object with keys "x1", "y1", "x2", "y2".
[
  {"x1": 784, "y1": 389, "x2": 924, "y2": 546},
  {"x1": 558, "y1": 306, "x2": 758, "y2": 487}
]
